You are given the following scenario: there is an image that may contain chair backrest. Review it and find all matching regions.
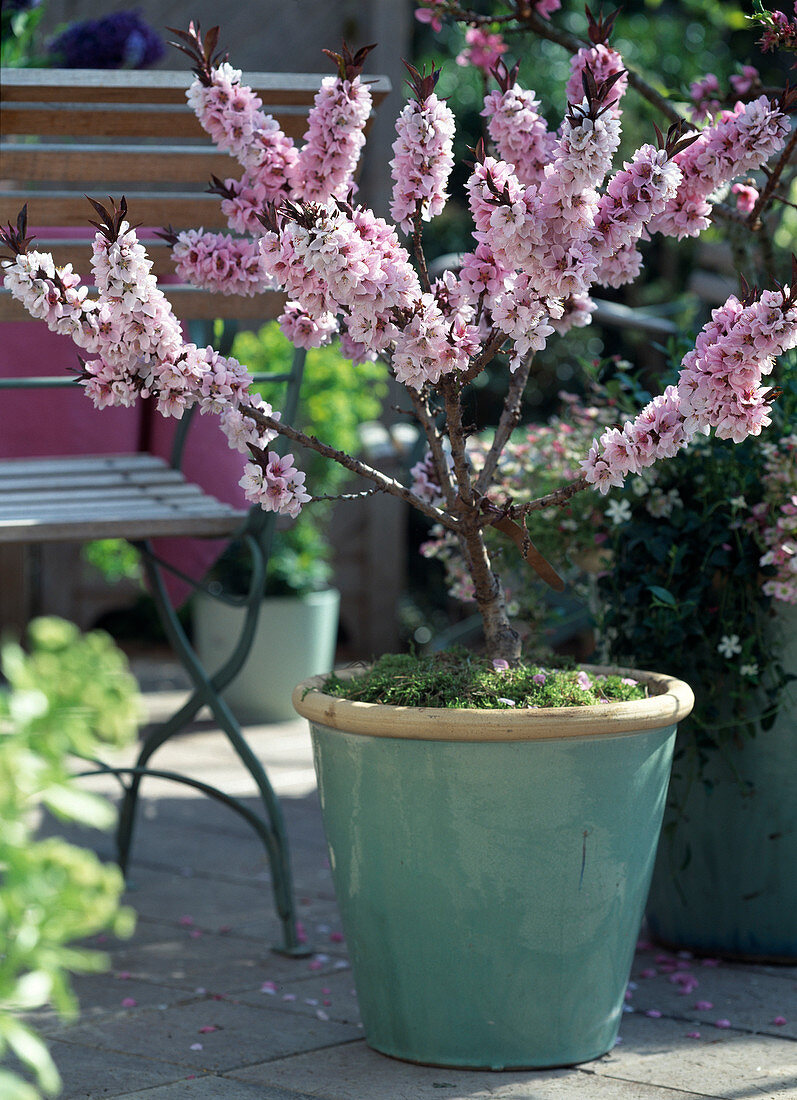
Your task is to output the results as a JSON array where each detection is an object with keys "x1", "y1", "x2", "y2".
[{"x1": 0, "y1": 67, "x2": 391, "y2": 324}]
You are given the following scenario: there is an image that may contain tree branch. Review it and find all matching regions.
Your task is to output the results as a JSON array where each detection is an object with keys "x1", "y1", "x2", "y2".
[
  {"x1": 408, "y1": 388, "x2": 458, "y2": 510},
  {"x1": 243, "y1": 403, "x2": 460, "y2": 531},
  {"x1": 474, "y1": 353, "x2": 533, "y2": 496}
]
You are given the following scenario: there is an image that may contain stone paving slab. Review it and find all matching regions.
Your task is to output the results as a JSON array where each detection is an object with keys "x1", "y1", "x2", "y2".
[
  {"x1": 46, "y1": 996, "x2": 363, "y2": 1077},
  {"x1": 628, "y1": 944, "x2": 797, "y2": 1039},
  {"x1": 107, "y1": 930, "x2": 349, "y2": 996},
  {"x1": 229, "y1": 1041, "x2": 711, "y2": 1099},
  {"x1": 235, "y1": 969, "x2": 361, "y2": 1027},
  {"x1": 118, "y1": 1078, "x2": 317, "y2": 1099},
  {"x1": 599, "y1": 1011, "x2": 797, "y2": 1097},
  {"x1": 46, "y1": 1039, "x2": 198, "y2": 1099}
]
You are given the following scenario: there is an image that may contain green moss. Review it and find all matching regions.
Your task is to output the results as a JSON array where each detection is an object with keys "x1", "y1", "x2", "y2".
[{"x1": 322, "y1": 650, "x2": 648, "y2": 710}]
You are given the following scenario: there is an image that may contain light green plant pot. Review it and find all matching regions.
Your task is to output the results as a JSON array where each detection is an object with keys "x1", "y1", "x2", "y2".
[
  {"x1": 646, "y1": 604, "x2": 797, "y2": 962},
  {"x1": 194, "y1": 588, "x2": 339, "y2": 723},
  {"x1": 293, "y1": 666, "x2": 693, "y2": 1069}
]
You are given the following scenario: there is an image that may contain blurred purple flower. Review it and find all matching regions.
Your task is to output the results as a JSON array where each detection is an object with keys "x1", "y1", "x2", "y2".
[{"x1": 47, "y1": 10, "x2": 165, "y2": 69}]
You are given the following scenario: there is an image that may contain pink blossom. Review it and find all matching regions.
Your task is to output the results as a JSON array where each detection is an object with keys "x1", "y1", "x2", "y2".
[
  {"x1": 415, "y1": 3, "x2": 443, "y2": 33},
  {"x1": 731, "y1": 182, "x2": 759, "y2": 214},
  {"x1": 457, "y1": 27, "x2": 507, "y2": 75}
]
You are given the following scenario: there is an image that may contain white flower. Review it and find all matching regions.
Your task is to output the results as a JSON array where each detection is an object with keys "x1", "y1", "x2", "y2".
[
  {"x1": 606, "y1": 498, "x2": 632, "y2": 525},
  {"x1": 740, "y1": 662, "x2": 759, "y2": 678},
  {"x1": 729, "y1": 495, "x2": 747, "y2": 510},
  {"x1": 717, "y1": 634, "x2": 742, "y2": 659}
]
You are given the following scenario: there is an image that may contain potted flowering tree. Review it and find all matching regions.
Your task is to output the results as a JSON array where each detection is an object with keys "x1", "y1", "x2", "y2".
[{"x1": 3, "y1": 8, "x2": 796, "y2": 1069}]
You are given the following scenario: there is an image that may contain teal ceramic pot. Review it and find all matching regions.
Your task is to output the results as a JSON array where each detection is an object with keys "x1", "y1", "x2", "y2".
[
  {"x1": 646, "y1": 605, "x2": 797, "y2": 962},
  {"x1": 293, "y1": 666, "x2": 694, "y2": 1069}
]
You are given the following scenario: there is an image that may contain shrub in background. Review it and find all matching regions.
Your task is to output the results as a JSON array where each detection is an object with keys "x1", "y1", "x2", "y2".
[{"x1": 0, "y1": 618, "x2": 139, "y2": 1099}]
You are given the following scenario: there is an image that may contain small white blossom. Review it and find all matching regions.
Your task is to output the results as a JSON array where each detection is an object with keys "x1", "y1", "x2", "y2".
[
  {"x1": 605, "y1": 498, "x2": 632, "y2": 525},
  {"x1": 717, "y1": 634, "x2": 742, "y2": 659},
  {"x1": 740, "y1": 662, "x2": 759, "y2": 678}
]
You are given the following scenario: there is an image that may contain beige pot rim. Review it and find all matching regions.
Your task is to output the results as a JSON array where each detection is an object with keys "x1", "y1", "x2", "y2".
[{"x1": 292, "y1": 663, "x2": 695, "y2": 742}]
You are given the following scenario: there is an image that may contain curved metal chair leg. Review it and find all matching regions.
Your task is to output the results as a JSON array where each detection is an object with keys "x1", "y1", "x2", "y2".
[{"x1": 115, "y1": 541, "x2": 309, "y2": 956}]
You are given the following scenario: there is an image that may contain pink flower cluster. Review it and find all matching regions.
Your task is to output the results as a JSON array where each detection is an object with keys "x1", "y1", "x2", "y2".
[
  {"x1": 239, "y1": 450, "x2": 310, "y2": 518},
  {"x1": 1, "y1": 217, "x2": 318, "y2": 519},
  {"x1": 172, "y1": 230, "x2": 274, "y2": 296},
  {"x1": 689, "y1": 74, "x2": 721, "y2": 123},
  {"x1": 481, "y1": 80, "x2": 556, "y2": 188},
  {"x1": 565, "y1": 43, "x2": 627, "y2": 117},
  {"x1": 583, "y1": 288, "x2": 797, "y2": 493},
  {"x1": 581, "y1": 385, "x2": 691, "y2": 494},
  {"x1": 651, "y1": 96, "x2": 789, "y2": 239},
  {"x1": 456, "y1": 27, "x2": 507, "y2": 75},
  {"x1": 187, "y1": 62, "x2": 277, "y2": 164},
  {"x1": 678, "y1": 290, "x2": 797, "y2": 443},
  {"x1": 219, "y1": 394, "x2": 280, "y2": 454},
  {"x1": 592, "y1": 144, "x2": 683, "y2": 288},
  {"x1": 287, "y1": 75, "x2": 372, "y2": 203},
  {"x1": 390, "y1": 77, "x2": 455, "y2": 234}
]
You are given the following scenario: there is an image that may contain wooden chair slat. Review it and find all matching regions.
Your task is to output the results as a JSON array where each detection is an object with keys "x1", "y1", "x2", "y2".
[
  {"x1": 0, "y1": 513, "x2": 245, "y2": 543},
  {"x1": 0, "y1": 192, "x2": 230, "y2": 228},
  {"x1": 0, "y1": 68, "x2": 390, "y2": 106},
  {"x1": 0, "y1": 454, "x2": 169, "y2": 475},
  {"x1": 1, "y1": 105, "x2": 312, "y2": 142},
  {"x1": 0, "y1": 145, "x2": 240, "y2": 184}
]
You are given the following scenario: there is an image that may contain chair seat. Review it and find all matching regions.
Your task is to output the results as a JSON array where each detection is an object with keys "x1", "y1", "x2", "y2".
[{"x1": 0, "y1": 453, "x2": 248, "y2": 543}]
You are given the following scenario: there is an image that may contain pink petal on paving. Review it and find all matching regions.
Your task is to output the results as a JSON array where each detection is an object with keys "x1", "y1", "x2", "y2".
[
  {"x1": 189, "y1": 930, "x2": 202, "y2": 939},
  {"x1": 296, "y1": 921, "x2": 308, "y2": 943},
  {"x1": 317, "y1": 1009, "x2": 330, "y2": 1021},
  {"x1": 179, "y1": 916, "x2": 194, "y2": 927},
  {"x1": 773, "y1": 1016, "x2": 787, "y2": 1026},
  {"x1": 218, "y1": 925, "x2": 232, "y2": 934},
  {"x1": 190, "y1": 1043, "x2": 203, "y2": 1051},
  {"x1": 198, "y1": 1026, "x2": 218, "y2": 1033},
  {"x1": 640, "y1": 968, "x2": 657, "y2": 979},
  {"x1": 321, "y1": 987, "x2": 331, "y2": 995},
  {"x1": 261, "y1": 982, "x2": 278, "y2": 995},
  {"x1": 330, "y1": 931, "x2": 345, "y2": 943},
  {"x1": 283, "y1": 993, "x2": 297, "y2": 1002},
  {"x1": 695, "y1": 1001, "x2": 714, "y2": 1011},
  {"x1": 116, "y1": 971, "x2": 131, "y2": 980},
  {"x1": 308, "y1": 960, "x2": 324, "y2": 971},
  {"x1": 687, "y1": 1031, "x2": 701, "y2": 1039},
  {"x1": 323, "y1": 999, "x2": 332, "y2": 1007},
  {"x1": 714, "y1": 1019, "x2": 731, "y2": 1029},
  {"x1": 121, "y1": 998, "x2": 137, "y2": 1008},
  {"x1": 645, "y1": 1010, "x2": 662, "y2": 1018}
]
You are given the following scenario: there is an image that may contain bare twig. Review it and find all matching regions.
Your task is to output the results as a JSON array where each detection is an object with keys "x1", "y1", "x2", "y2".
[
  {"x1": 508, "y1": 476, "x2": 590, "y2": 517},
  {"x1": 475, "y1": 353, "x2": 533, "y2": 496},
  {"x1": 408, "y1": 389, "x2": 458, "y2": 510},
  {"x1": 749, "y1": 126, "x2": 797, "y2": 225}
]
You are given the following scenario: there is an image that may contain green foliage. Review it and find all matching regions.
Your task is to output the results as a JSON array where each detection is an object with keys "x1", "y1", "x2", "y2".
[
  {"x1": 0, "y1": 619, "x2": 139, "y2": 1097},
  {"x1": 1, "y1": 3, "x2": 49, "y2": 68},
  {"x1": 212, "y1": 323, "x2": 389, "y2": 597},
  {"x1": 323, "y1": 649, "x2": 646, "y2": 709},
  {"x1": 81, "y1": 539, "x2": 143, "y2": 585}
]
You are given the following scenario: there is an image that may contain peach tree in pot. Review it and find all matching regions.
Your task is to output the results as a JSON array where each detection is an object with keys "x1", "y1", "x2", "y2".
[{"x1": 2, "y1": 4, "x2": 796, "y2": 1068}]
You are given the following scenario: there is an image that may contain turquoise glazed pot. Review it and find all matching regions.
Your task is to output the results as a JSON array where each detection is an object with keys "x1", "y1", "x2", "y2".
[
  {"x1": 293, "y1": 666, "x2": 693, "y2": 1069},
  {"x1": 646, "y1": 605, "x2": 797, "y2": 962}
]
